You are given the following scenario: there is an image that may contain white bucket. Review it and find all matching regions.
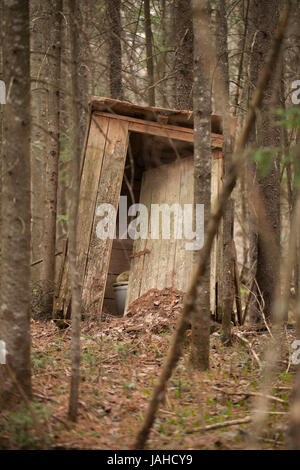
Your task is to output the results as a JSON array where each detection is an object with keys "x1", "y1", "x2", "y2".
[{"x1": 113, "y1": 283, "x2": 128, "y2": 316}]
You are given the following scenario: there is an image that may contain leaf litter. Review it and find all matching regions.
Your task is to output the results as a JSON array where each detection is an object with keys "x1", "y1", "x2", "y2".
[{"x1": 0, "y1": 288, "x2": 297, "y2": 450}]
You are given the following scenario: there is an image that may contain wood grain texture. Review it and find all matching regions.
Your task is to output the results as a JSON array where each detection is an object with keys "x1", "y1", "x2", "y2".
[
  {"x1": 125, "y1": 169, "x2": 153, "y2": 312},
  {"x1": 90, "y1": 96, "x2": 227, "y2": 134},
  {"x1": 93, "y1": 111, "x2": 223, "y2": 148},
  {"x1": 126, "y1": 156, "x2": 197, "y2": 306},
  {"x1": 210, "y1": 151, "x2": 223, "y2": 316},
  {"x1": 81, "y1": 118, "x2": 129, "y2": 316},
  {"x1": 174, "y1": 156, "x2": 194, "y2": 292},
  {"x1": 55, "y1": 116, "x2": 109, "y2": 316}
]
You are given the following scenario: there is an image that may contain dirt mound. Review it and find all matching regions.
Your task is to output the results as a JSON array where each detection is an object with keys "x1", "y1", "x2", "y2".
[
  {"x1": 127, "y1": 287, "x2": 183, "y2": 317},
  {"x1": 100, "y1": 288, "x2": 184, "y2": 339}
]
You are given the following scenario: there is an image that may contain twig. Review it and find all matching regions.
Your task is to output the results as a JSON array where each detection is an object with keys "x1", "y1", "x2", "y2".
[
  {"x1": 233, "y1": 331, "x2": 262, "y2": 368},
  {"x1": 254, "y1": 279, "x2": 274, "y2": 338},
  {"x1": 31, "y1": 251, "x2": 62, "y2": 267},
  {"x1": 188, "y1": 417, "x2": 251, "y2": 433},
  {"x1": 188, "y1": 410, "x2": 288, "y2": 434},
  {"x1": 213, "y1": 387, "x2": 285, "y2": 404}
]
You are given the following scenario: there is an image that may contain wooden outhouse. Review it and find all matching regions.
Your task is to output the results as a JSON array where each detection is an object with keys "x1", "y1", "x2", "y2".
[{"x1": 55, "y1": 97, "x2": 224, "y2": 318}]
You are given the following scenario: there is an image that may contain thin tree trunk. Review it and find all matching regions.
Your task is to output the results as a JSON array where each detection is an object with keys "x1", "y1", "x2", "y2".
[
  {"x1": 78, "y1": 1, "x2": 89, "y2": 152},
  {"x1": 191, "y1": 0, "x2": 211, "y2": 369},
  {"x1": 30, "y1": 0, "x2": 47, "y2": 281},
  {"x1": 106, "y1": 0, "x2": 123, "y2": 100},
  {"x1": 248, "y1": 0, "x2": 281, "y2": 322},
  {"x1": 215, "y1": 0, "x2": 234, "y2": 343},
  {"x1": 68, "y1": 0, "x2": 81, "y2": 422},
  {"x1": 173, "y1": 0, "x2": 193, "y2": 110},
  {"x1": 288, "y1": 354, "x2": 300, "y2": 449},
  {"x1": 144, "y1": 0, "x2": 155, "y2": 106},
  {"x1": 0, "y1": 0, "x2": 31, "y2": 402},
  {"x1": 157, "y1": 0, "x2": 168, "y2": 107},
  {"x1": 41, "y1": 0, "x2": 62, "y2": 318},
  {"x1": 233, "y1": 0, "x2": 249, "y2": 116},
  {"x1": 0, "y1": 0, "x2": 3, "y2": 257},
  {"x1": 56, "y1": 0, "x2": 70, "y2": 251}
]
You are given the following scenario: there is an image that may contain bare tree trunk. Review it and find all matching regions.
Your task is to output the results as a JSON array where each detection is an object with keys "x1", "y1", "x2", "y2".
[
  {"x1": 41, "y1": 0, "x2": 62, "y2": 318},
  {"x1": 68, "y1": 0, "x2": 82, "y2": 422},
  {"x1": 0, "y1": 0, "x2": 31, "y2": 402},
  {"x1": 191, "y1": 0, "x2": 211, "y2": 370},
  {"x1": 288, "y1": 195, "x2": 300, "y2": 449},
  {"x1": 0, "y1": 0, "x2": 3, "y2": 258},
  {"x1": 215, "y1": 0, "x2": 234, "y2": 342},
  {"x1": 106, "y1": 0, "x2": 123, "y2": 100},
  {"x1": 248, "y1": 0, "x2": 281, "y2": 322},
  {"x1": 156, "y1": 0, "x2": 168, "y2": 107},
  {"x1": 288, "y1": 358, "x2": 300, "y2": 449},
  {"x1": 77, "y1": 1, "x2": 89, "y2": 152},
  {"x1": 174, "y1": 0, "x2": 193, "y2": 110},
  {"x1": 144, "y1": 0, "x2": 155, "y2": 106},
  {"x1": 233, "y1": 0, "x2": 249, "y2": 117},
  {"x1": 30, "y1": 0, "x2": 47, "y2": 281},
  {"x1": 56, "y1": 0, "x2": 70, "y2": 251}
]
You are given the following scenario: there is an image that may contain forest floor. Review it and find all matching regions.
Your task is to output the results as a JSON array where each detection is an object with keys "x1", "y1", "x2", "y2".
[{"x1": 0, "y1": 288, "x2": 297, "y2": 450}]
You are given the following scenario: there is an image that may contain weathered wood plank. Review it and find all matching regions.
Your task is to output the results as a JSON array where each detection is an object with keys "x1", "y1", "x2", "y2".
[
  {"x1": 93, "y1": 111, "x2": 223, "y2": 148},
  {"x1": 185, "y1": 157, "x2": 196, "y2": 292},
  {"x1": 155, "y1": 163, "x2": 170, "y2": 291},
  {"x1": 129, "y1": 120, "x2": 194, "y2": 144},
  {"x1": 163, "y1": 159, "x2": 182, "y2": 289},
  {"x1": 210, "y1": 151, "x2": 223, "y2": 317},
  {"x1": 81, "y1": 119, "x2": 129, "y2": 316},
  {"x1": 139, "y1": 166, "x2": 167, "y2": 294},
  {"x1": 174, "y1": 156, "x2": 194, "y2": 292},
  {"x1": 76, "y1": 116, "x2": 110, "y2": 283},
  {"x1": 125, "y1": 169, "x2": 153, "y2": 312},
  {"x1": 90, "y1": 96, "x2": 225, "y2": 133},
  {"x1": 55, "y1": 114, "x2": 108, "y2": 316}
]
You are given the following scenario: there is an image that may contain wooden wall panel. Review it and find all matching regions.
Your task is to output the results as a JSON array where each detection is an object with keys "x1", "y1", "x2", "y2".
[
  {"x1": 126, "y1": 152, "x2": 222, "y2": 312},
  {"x1": 174, "y1": 157, "x2": 194, "y2": 292},
  {"x1": 139, "y1": 166, "x2": 165, "y2": 295},
  {"x1": 210, "y1": 153, "x2": 223, "y2": 316},
  {"x1": 81, "y1": 119, "x2": 129, "y2": 316},
  {"x1": 126, "y1": 157, "x2": 194, "y2": 310},
  {"x1": 125, "y1": 170, "x2": 153, "y2": 310},
  {"x1": 163, "y1": 159, "x2": 182, "y2": 289},
  {"x1": 55, "y1": 115, "x2": 109, "y2": 316},
  {"x1": 76, "y1": 116, "x2": 110, "y2": 293}
]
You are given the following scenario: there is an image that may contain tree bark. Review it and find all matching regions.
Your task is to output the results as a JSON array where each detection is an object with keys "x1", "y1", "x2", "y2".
[
  {"x1": 215, "y1": 0, "x2": 234, "y2": 342},
  {"x1": 248, "y1": 0, "x2": 281, "y2": 322},
  {"x1": 78, "y1": 2, "x2": 89, "y2": 152},
  {"x1": 30, "y1": 0, "x2": 47, "y2": 281},
  {"x1": 0, "y1": 0, "x2": 32, "y2": 402},
  {"x1": 144, "y1": 0, "x2": 155, "y2": 106},
  {"x1": 0, "y1": 0, "x2": 3, "y2": 257},
  {"x1": 173, "y1": 0, "x2": 193, "y2": 110},
  {"x1": 106, "y1": 0, "x2": 123, "y2": 100},
  {"x1": 191, "y1": 0, "x2": 211, "y2": 370},
  {"x1": 68, "y1": 0, "x2": 82, "y2": 423},
  {"x1": 41, "y1": 0, "x2": 62, "y2": 318}
]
